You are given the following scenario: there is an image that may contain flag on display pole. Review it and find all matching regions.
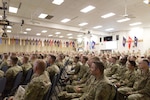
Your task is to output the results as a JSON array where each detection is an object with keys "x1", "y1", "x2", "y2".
[
  {"x1": 122, "y1": 36, "x2": 126, "y2": 47},
  {"x1": 128, "y1": 36, "x2": 132, "y2": 49},
  {"x1": 134, "y1": 36, "x2": 138, "y2": 47}
]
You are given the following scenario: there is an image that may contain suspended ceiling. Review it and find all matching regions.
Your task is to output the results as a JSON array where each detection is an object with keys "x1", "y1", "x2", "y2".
[{"x1": 0, "y1": 0, "x2": 150, "y2": 39}]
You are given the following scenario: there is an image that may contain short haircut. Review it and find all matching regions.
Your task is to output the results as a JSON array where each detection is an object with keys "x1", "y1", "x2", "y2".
[
  {"x1": 11, "y1": 56, "x2": 18, "y2": 64},
  {"x1": 82, "y1": 56, "x2": 88, "y2": 62},
  {"x1": 129, "y1": 60, "x2": 136, "y2": 67},
  {"x1": 75, "y1": 56, "x2": 80, "y2": 61},
  {"x1": 112, "y1": 56, "x2": 117, "y2": 60},
  {"x1": 3, "y1": 53, "x2": 8, "y2": 59},
  {"x1": 24, "y1": 56, "x2": 29, "y2": 62},
  {"x1": 142, "y1": 59, "x2": 149, "y2": 65},
  {"x1": 91, "y1": 56, "x2": 100, "y2": 62},
  {"x1": 93, "y1": 61, "x2": 104, "y2": 74},
  {"x1": 35, "y1": 59, "x2": 46, "y2": 72},
  {"x1": 50, "y1": 55, "x2": 56, "y2": 62}
]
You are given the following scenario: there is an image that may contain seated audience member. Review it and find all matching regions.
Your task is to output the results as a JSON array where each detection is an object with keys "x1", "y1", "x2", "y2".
[
  {"x1": 72, "y1": 56, "x2": 89, "y2": 81},
  {"x1": 59, "y1": 59, "x2": 116, "y2": 100},
  {"x1": 29, "y1": 54, "x2": 37, "y2": 67},
  {"x1": 127, "y1": 59, "x2": 150, "y2": 100},
  {"x1": 105, "y1": 56, "x2": 119, "y2": 77},
  {"x1": 56, "y1": 54, "x2": 64, "y2": 68},
  {"x1": 110, "y1": 56, "x2": 127, "y2": 82},
  {"x1": 0, "y1": 53, "x2": 8, "y2": 69},
  {"x1": 46, "y1": 54, "x2": 60, "y2": 80},
  {"x1": 101, "y1": 55, "x2": 108, "y2": 69},
  {"x1": 3, "y1": 56, "x2": 22, "y2": 96},
  {"x1": 78, "y1": 61, "x2": 116, "y2": 100},
  {"x1": 7, "y1": 59, "x2": 51, "y2": 100},
  {"x1": 118, "y1": 59, "x2": 150, "y2": 100},
  {"x1": 67, "y1": 56, "x2": 82, "y2": 75},
  {"x1": 117, "y1": 60, "x2": 137, "y2": 89},
  {"x1": 58, "y1": 57, "x2": 100, "y2": 99},
  {"x1": 21, "y1": 56, "x2": 32, "y2": 82}
]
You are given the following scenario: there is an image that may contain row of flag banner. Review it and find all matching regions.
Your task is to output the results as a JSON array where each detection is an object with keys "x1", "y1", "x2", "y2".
[
  {"x1": 122, "y1": 36, "x2": 138, "y2": 49},
  {"x1": 0, "y1": 37, "x2": 76, "y2": 48}
]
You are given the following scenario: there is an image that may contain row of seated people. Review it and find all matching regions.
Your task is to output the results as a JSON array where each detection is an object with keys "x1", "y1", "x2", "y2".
[
  {"x1": 0, "y1": 52, "x2": 150, "y2": 100},
  {"x1": 0, "y1": 52, "x2": 68, "y2": 100},
  {"x1": 57, "y1": 54, "x2": 150, "y2": 100}
]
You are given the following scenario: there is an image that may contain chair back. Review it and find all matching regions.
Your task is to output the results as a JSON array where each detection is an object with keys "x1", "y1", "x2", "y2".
[
  {"x1": 23, "y1": 68, "x2": 33, "y2": 84},
  {"x1": 43, "y1": 74, "x2": 59, "y2": 100},
  {"x1": 1, "y1": 65, "x2": 8, "y2": 73},
  {"x1": 0, "y1": 77, "x2": 6, "y2": 93},
  {"x1": 13, "y1": 71, "x2": 23, "y2": 88}
]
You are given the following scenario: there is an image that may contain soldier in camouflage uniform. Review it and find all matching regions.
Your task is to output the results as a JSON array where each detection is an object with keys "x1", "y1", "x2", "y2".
[
  {"x1": 111, "y1": 56, "x2": 128, "y2": 81},
  {"x1": 8, "y1": 59, "x2": 51, "y2": 100},
  {"x1": 56, "y1": 53, "x2": 65, "y2": 68},
  {"x1": 106, "y1": 56, "x2": 119, "y2": 78},
  {"x1": 127, "y1": 59, "x2": 150, "y2": 100},
  {"x1": 68, "y1": 56, "x2": 82, "y2": 75},
  {"x1": 46, "y1": 54, "x2": 60, "y2": 80},
  {"x1": 23, "y1": 59, "x2": 51, "y2": 100},
  {"x1": 58, "y1": 57, "x2": 99, "y2": 99},
  {"x1": 21, "y1": 56, "x2": 32, "y2": 82},
  {"x1": 72, "y1": 56, "x2": 89, "y2": 81},
  {"x1": 77, "y1": 61, "x2": 116, "y2": 100},
  {"x1": 3, "y1": 56, "x2": 23, "y2": 96},
  {"x1": 0, "y1": 53, "x2": 8, "y2": 69},
  {"x1": 117, "y1": 60, "x2": 137, "y2": 90}
]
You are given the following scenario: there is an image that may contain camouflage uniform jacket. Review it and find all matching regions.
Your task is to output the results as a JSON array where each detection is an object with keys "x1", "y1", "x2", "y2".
[{"x1": 23, "y1": 71, "x2": 51, "y2": 100}]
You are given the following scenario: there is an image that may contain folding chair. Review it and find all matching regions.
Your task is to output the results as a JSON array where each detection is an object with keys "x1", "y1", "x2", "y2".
[
  {"x1": 0, "y1": 77, "x2": 6, "y2": 95},
  {"x1": 1, "y1": 65, "x2": 9, "y2": 73},
  {"x1": 23, "y1": 68, "x2": 33, "y2": 85},
  {"x1": 43, "y1": 74, "x2": 59, "y2": 100},
  {"x1": 9, "y1": 71, "x2": 23, "y2": 96}
]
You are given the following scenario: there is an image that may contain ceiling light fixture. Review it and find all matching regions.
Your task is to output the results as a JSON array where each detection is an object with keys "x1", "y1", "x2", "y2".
[
  {"x1": 41, "y1": 30, "x2": 47, "y2": 33},
  {"x1": 80, "y1": 5, "x2": 95, "y2": 13},
  {"x1": 143, "y1": 0, "x2": 150, "y2": 4},
  {"x1": 26, "y1": 28, "x2": 31, "y2": 31},
  {"x1": 93, "y1": 25, "x2": 102, "y2": 29},
  {"x1": 6, "y1": 30, "x2": 11, "y2": 33},
  {"x1": 38, "y1": 13, "x2": 48, "y2": 19},
  {"x1": 48, "y1": 35, "x2": 53, "y2": 37},
  {"x1": 101, "y1": 13, "x2": 115, "y2": 18},
  {"x1": 36, "y1": 33, "x2": 41, "y2": 36},
  {"x1": 59, "y1": 36, "x2": 64, "y2": 38},
  {"x1": 77, "y1": 35, "x2": 83, "y2": 37},
  {"x1": 67, "y1": 33, "x2": 72, "y2": 36},
  {"x1": 61, "y1": 18, "x2": 71, "y2": 23},
  {"x1": 129, "y1": 22, "x2": 142, "y2": 26},
  {"x1": 68, "y1": 37, "x2": 73, "y2": 39},
  {"x1": 23, "y1": 32, "x2": 27, "y2": 34},
  {"x1": 117, "y1": 18, "x2": 130, "y2": 23},
  {"x1": 7, "y1": 26, "x2": 12, "y2": 29},
  {"x1": 9, "y1": 6, "x2": 18, "y2": 13},
  {"x1": 0, "y1": 15, "x2": 2, "y2": 18},
  {"x1": 52, "y1": 0, "x2": 64, "y2": 5},
  {"x1": 55, "y1": 32, "x2": 61, "y2": 34},
  {"x1": 105, "y1": 28, "x2": 114, "y2": 31},
  {"x1": 79, "y1": 22, "x2": 88, "y2": 26}
]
